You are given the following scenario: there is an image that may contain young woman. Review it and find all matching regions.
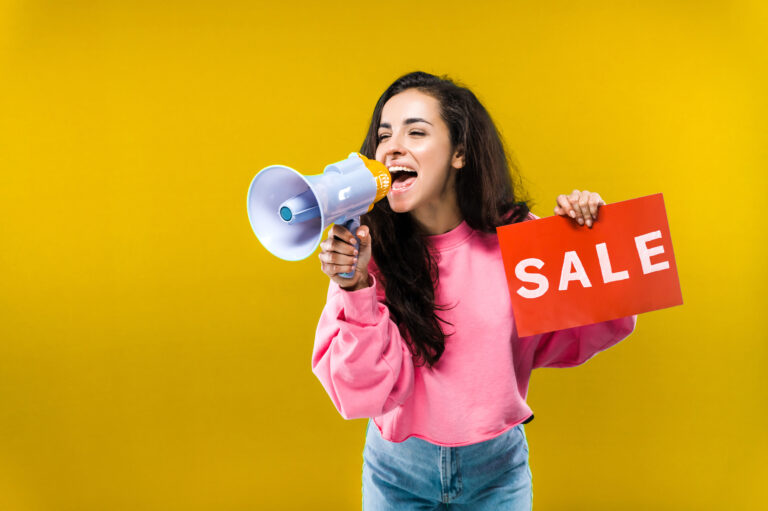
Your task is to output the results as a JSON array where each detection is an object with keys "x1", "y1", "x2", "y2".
[{"x1": 312, "y1": 71, "x2": 636, "y2": 510}]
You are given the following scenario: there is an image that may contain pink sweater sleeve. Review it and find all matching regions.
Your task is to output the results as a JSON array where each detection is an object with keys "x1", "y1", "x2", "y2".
[
  {"x1": 532, "y1": 315, "x2": 637, "y2": 369},
  {"x1": 311, "y1": 275, "x2": 415, "y2": 420},
  {"x1": 520, "y1": 211, "x2": 637, "y2": 368}
]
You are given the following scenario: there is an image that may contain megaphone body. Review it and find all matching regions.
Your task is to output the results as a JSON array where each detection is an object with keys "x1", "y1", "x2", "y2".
[{"x1": 247, "y1": 152, "x2": 391, "y2": 277}]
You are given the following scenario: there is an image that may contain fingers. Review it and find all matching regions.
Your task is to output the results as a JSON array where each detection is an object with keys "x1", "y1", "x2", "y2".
[
  {"x1": 556, "y1": 190, "x2": 606, "y2": 228},
  {"x1": 319, "y1": 225, "x2": 359, "y2": 277},
  {"x1": 577, "y1": 191, "x2": 605, "y2": 227},
  {"x1": 319, "y1": 238, "x2": 357, "y2": 259},
  {"x1": 555, "y1": 194, "x2": 577, "y2": 219},
  {"x1": 318, "y1": 250, "x2": 357, "y2": 276},
  {"x1": 319, "y1": 258, "x2": 357, "y2": 278},
  {"x1": 327, "y1": 224, "x2": 357, "y2": 246},
  {"x1": 577, "y1": 190, "x2": 593, "y2": 227},
  {"x1": 320, "y1": 262, "x2": 357, "y2": 278},
  {"x1": 588, "y1": 192, "x2": 605, "y2": 222}
]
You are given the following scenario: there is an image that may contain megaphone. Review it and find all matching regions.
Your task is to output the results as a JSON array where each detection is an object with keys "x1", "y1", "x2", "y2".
[{"x1": 246, "y1": 152, "x2": 391, "y2": 278}]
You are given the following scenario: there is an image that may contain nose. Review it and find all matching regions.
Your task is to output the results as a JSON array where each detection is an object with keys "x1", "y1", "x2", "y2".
[{"x1": 380, "y1": 132, "x2": 406, "y2": 162}]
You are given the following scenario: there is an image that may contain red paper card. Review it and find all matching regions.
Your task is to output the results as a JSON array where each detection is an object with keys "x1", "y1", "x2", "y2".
[{"x1": 497, "y1": 193, "x2": 682, "y2": 336}]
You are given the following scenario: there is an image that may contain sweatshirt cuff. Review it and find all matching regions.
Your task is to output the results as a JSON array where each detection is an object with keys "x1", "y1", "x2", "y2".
[{"x1": 335, "y1": 274, "x2": 380, "y2": 326}]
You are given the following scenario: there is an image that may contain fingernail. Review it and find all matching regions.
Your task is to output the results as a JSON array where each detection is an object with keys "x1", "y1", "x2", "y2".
[
  {"x1": 354, "y1": 249, "x2": 358, "y2": 255},
  {"x1": 569, "y1": 211, "x2": 576, "y2": 218},
  {"x1": 586, "y1": 219, "x2": 592, "y2": 228},
  {"x1": 578, "y1": 218, "x2": 584, "y2": 225}
]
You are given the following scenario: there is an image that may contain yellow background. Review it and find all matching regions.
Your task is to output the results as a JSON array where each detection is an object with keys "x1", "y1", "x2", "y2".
[{"x1": 1, "y1": 1, "x2": 766, "y2": 509}]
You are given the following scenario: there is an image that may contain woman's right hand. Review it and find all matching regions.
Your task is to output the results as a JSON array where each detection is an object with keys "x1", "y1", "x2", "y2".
[{"x1": 318, "y1": 224, "x2": 373, "y2": 291}]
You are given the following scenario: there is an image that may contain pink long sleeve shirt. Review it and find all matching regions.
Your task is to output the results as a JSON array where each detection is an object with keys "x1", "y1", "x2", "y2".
[{"x1": 312, "y1": 218, "x2": 637, "y2": 447}]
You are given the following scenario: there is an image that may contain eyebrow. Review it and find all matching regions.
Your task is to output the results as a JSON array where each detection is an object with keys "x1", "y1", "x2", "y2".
[{"x1": 379, "y1": 118, "x2": 433, "y2": 129}]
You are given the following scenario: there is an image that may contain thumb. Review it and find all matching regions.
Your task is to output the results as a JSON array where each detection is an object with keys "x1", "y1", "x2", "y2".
[{"x1": 356, "y1": 225, "x2": 372, "y2": 248}]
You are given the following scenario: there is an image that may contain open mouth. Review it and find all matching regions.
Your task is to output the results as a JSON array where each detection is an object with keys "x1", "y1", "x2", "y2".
[{"x1": 388, "y1": 165, "x2": 418, "y2": 192}]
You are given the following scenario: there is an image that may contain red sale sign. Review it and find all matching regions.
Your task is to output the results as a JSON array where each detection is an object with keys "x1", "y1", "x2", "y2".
[{"x1": 497, "y1": 193, "x2": 682, "y2": 336}]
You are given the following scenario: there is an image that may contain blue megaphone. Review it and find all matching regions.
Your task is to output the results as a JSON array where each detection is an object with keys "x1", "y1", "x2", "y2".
[{"x1": 246, "y1": 152, "x2": 391, "y2": 277}]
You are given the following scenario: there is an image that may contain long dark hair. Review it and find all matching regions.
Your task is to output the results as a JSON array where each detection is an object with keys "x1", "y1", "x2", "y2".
[{"x1": 360, "y1": 71, "x2": 529, "y2": 369}]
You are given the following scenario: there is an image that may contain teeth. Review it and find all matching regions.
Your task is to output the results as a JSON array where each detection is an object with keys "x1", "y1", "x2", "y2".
[{"x1": 388, "y1": 165, "x2": 417, "y2": 173}]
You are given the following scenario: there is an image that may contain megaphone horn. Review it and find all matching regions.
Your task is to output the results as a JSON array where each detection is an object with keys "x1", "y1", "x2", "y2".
[{"x1": 246, "y1": 152, "x2": 391, "y2": 277}]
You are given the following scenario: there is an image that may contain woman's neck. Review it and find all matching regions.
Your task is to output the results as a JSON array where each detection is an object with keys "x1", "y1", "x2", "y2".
[{"x1": 410, "y1": 200, "x2": 463, "y2": 235}]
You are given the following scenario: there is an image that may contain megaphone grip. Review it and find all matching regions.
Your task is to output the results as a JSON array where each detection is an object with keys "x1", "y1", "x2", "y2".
[{"x1": 337, "y1": 217, "x2": 360, "y2": 279}]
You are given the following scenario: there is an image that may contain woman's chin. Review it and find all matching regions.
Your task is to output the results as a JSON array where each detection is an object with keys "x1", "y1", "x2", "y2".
[{"x1": 386, "y1": 195, "x2": 412, "y2": 214}]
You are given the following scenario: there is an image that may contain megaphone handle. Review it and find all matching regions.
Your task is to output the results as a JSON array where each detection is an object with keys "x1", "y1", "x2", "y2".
[{"x1": 337, "y1": 217, "x2": 360, "y2": 279}]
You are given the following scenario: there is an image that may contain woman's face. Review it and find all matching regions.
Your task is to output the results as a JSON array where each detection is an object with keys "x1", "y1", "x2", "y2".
[{"x1": 375, "y1": 89, "x2": 464, "y2": 218}]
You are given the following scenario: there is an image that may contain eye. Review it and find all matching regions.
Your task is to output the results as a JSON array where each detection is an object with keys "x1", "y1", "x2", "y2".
[
  {"x1": 377, "y1": 133, "x2": 390, "y2": 142},
  {"x1": 409, "y1": 130, "x2": 425, "y2": 136}
]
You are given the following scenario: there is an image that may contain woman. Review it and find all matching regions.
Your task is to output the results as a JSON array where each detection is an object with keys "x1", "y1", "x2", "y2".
[{"x1": 312, "y1": 71, "x2": 636, "y2": 510}]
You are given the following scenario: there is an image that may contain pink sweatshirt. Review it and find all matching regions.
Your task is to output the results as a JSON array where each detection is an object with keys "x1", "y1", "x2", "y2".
[{"x1": 312, "y1": 218, "x2": 637, "y2": 447}]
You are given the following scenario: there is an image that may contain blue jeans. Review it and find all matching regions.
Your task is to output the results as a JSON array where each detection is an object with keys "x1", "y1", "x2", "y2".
[{"x1": 362, "y1": 419, "x2": 532, "y2": 510}]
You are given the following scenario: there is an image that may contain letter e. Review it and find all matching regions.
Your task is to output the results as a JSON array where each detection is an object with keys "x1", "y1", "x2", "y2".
[{"x1": 634, "y1": 231, "x2": 670, "y2": 274}]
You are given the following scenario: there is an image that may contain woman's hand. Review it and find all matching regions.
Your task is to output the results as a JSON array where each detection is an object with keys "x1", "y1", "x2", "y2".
[
  {"x1": 318, "y1": 224, "x2": 373, "y2": 291},
  {"x1": 554, "y1": 189, "x2": 606, "y2": 228}
]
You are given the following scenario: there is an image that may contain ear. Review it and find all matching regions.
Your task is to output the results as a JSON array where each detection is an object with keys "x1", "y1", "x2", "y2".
[{"x1": 451, "y1": 145, "x2": 465, "y2": 170}]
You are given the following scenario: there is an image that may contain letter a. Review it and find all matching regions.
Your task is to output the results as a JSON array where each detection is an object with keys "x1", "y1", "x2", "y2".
[{"x1": 558, "y1": 251, "x2": 592, "y2": 290}]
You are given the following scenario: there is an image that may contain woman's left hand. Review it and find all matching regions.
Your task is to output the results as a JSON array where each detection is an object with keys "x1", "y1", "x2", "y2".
[{"x1": 554, "y1": 189, "x2": 606, "y2": 228}]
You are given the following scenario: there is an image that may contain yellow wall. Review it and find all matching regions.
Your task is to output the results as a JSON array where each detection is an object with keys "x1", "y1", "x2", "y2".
[{"x1": 1, "y1": 1, "x2": 765, "y2": 509}]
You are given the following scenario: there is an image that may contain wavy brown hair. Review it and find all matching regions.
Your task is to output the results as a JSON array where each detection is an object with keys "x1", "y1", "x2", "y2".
[{"x1": 360, "y1": 71, "x2": 529, "y2": 369}]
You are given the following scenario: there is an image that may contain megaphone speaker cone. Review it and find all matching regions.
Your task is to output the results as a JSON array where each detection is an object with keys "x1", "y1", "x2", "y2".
[{"x1": 246, "y1": 166, "x2": 324, "y2": 261}]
